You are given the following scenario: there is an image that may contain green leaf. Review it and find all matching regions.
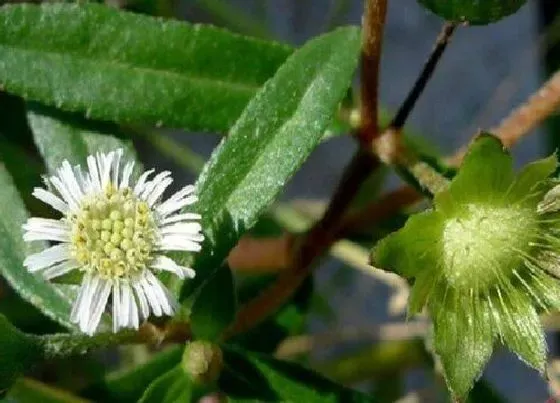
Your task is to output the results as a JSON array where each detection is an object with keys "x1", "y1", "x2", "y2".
[
  {"x1": 139, "y1": 366, "x2": 193, "y2": 403},
  {"x1": 83, "y1": 346, "x2": 182, "y2": 402},
  {"x1": 431, "y1": 290, "x2": 494, "y2": 399},
  {"x1": 191, "y1": 265, "x2": 236, "y2": 341},
  {"x1": 181, "y1": 26, "x2": 361, "y2": 300},
  {"x1": 7, "y1": 378, "x2": 89, "y2": 403},
  {"x1": 419, "y1": 0, "x2": 526, "y2": 25},
  {"x1": 0, "y1": 314, "x2": 43, "y2": 393},
  {"x1": 27, "y1": 105, "x2": 136, "y2": 174},
  {"x1": 442, "y1": 134, "x2": 514, "y2": 208},
  {"x1": 219, "y1": 345, "x2": 375, "y2": 402},
  {"x1": 0, "y1": 3, "x2": 291, "y2": 133},
  {"x1": 0, "y1": 164, "x2": 73, "y2": 328}
]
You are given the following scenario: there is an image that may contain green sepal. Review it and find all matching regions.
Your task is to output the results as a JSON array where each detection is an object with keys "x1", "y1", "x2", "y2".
[
  {"x1": 407, "y1": 274, "x2": 436, "y2": 317},
  {"x1": 445, "y1": 134, "x2": 514, "y2": 207},
  {"x1": 507, "y1": 154, "x2": 557, "y2": 205},
  {"x1": 372, "y1": 210, "x2": 444, "y2": 279},
  {"x1": 527, "y1": 270, "x2": 560, "y2": 311},
  {"x1": 495, "y1": 291, "x2": 546, "y2": 372},
  {"x1": 431, "y1": 289, "x2": 494, "y2": 399}
]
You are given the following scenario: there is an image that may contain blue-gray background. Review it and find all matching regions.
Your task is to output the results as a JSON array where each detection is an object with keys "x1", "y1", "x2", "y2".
[{"x1": 144, "y1": 1, "x2": 550, "y2": 401}]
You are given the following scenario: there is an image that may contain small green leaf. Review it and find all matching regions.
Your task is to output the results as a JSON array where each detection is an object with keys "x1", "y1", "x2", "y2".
[
  {"x1": 419, "y1": 0, "x2": 526, "y2": 25},
  {"x1": 139, "y1": 366, "x2": 193, "y2": 403},
  {"x1": 0, "y1": 314, "x2": 43, "y2": 393},
  {"x1": 0, "y1": 164, "x2": 73, "y2": 328},
  {"x1": 83, "y1": 346, "x2": 182, "y2": 402},
  {"x1": 442, "y1": 134, "x2": 514, "y2": 208},
  {"x1": 181, "y1": 26, "x2": 360, "y2": 300},
  {"x1": 219, "y1": 345, "x2": 375, "y2": 402},
  {"x1": 190, "y1": 265, "x2": 236, "y2": 341},
  {"x1": 27, "y1": 105, "x2": 136, "y2": 174},
  {"x1": 431, "y1": 290, "x2": 494, "y2": 399},
  {"x1": 0, "y1": 3, "x2": 291, "y2": 133}
]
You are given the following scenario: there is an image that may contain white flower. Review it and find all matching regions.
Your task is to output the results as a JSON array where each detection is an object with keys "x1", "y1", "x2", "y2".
[{"x1": 22, "y1": 149, "x2": 203, "y2": 335}]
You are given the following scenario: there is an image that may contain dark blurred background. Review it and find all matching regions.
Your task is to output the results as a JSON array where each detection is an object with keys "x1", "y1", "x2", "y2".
[{"x1": 134, "y1": 1, "x2": 559, "y2": 401}]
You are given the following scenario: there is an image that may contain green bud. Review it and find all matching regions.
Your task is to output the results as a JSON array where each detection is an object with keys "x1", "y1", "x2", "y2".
[{"x1": 181, "y1": 341, "x2": 223, "y2": 385}]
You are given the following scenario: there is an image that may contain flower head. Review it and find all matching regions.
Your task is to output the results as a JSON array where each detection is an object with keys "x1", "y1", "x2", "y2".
[
  {"x1": 23, "y1": 149, "x2": 203, "y2": 335},
  {"x1": 372, "y1": 135, "x2": 560, "y2": 398}
]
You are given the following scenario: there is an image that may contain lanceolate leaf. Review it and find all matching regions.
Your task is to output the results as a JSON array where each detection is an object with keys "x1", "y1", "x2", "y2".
[
  {"x1": 220, "y1": 345, "x2": 375, "y2": 402},
  {"x1": 27, "y1": 105, "x2": 136, "y2": 174},
  {"x1": 419, "y1": 0, "x2": 526, "y2": 25},
  {"x1": 0, "y1": 4, "x2": 291, "y2": 133},
  {"x1": 0, "y1": 314, "x2": 43, "y2": 393},
  {"x1": 138, "y1": 366, "x2": 193, "y2": 403},
  {"x1": 0, "y1": 164, "x2": 73, "y2": 328},
  {"x1": 180, "y1": 26, "x2": 361, "y2": 300}
]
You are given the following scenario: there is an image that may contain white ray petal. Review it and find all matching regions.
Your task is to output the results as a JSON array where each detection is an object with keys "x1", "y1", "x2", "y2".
[
  {"x1": 87, "y1": 155, "x2": 101, "y2": 191},
  {"x1": 150, "y1": 255, "x2": 196, "y2": 279},
  {"x1": 23, "y1": 230, "x2": 70, "y2": 243},
  {"x1": 112, "y1": 281, "x2": 121, "y2": 333},
  {"x1": 42, "y1": 260, "x2": 79, "y2": 280},
  {"x1": 120, "y1": 281, "x2": 131, "y2": 328},
  {"x1": 147, "y1": 178, "x2": 173, "y2": 207},
  {"x1": 132, "y1": 280, "x2": 150, "y2": 320},
  {"x1": 32, "y1": 188, "x2": 68, "y2": 213},
  {"x1": 156, "y1": 185, "x2": 196, "y2": 216},
  {"x1": 157, "y1": 237, "x2": 202, "y2": 252},
  {"x1": 134, "y1": 169, "x2": 155, "y2": 195},
  {"x1": 70, "y1": 273, "x2": 94, "y2": 323},
  {"x1": 160, "y1": 213, "x2": 201, "y2": 225},
  {"x1": 85, "y1": 279, "x2": 111, "y2": 335},
  {"x1": 120, "y1": 161, "x2": 135, "y2": 189},
  {"x1": 49, "y1": 176, "x2": 79, "y2": 211},
  {"x1": 97, "y1": 151, "x2": 114, "y2": 188},
  {"x1": 159, "y1": 222, "x2": 202, "y2": 235},
  {"x1": 141, "y1": 171, "x2": 171, "y2": 200},
  {"x1": 123, "y1": 282, "x2": 139, "y2": 329},
  {"x1": 140, "y1": 275, "x2": 162, "y2": 317},
  {"x1": 59, "y1": 160, "x2": 83, "y2": 200},
  {"x1": 145, "y1": 271, "x2": 174, "y2": 316},
  {"x1": 24, "y1": 244, "x2": 70, "y2": 272},
  {"x1": 112, "y1": 149, "x2": 123, "y2": 187}
]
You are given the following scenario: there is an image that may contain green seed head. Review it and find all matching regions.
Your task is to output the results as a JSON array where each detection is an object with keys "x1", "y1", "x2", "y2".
[
  {"x1": 69, "y1": 184, "x2": 157, "y2": 279},
  {"x1": 442, "y1": 203, "x2": 538, "y2": 290}
]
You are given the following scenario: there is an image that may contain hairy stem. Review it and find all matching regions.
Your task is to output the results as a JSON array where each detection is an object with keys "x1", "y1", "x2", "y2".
[{"x1": 451, "y1": 68, "x2": 560, "y2": 164}]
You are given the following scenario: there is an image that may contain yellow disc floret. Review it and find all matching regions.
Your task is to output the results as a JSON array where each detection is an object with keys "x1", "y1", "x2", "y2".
[{"x1": 69, "y1": 183, "x2": 157, "y2": 280}]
